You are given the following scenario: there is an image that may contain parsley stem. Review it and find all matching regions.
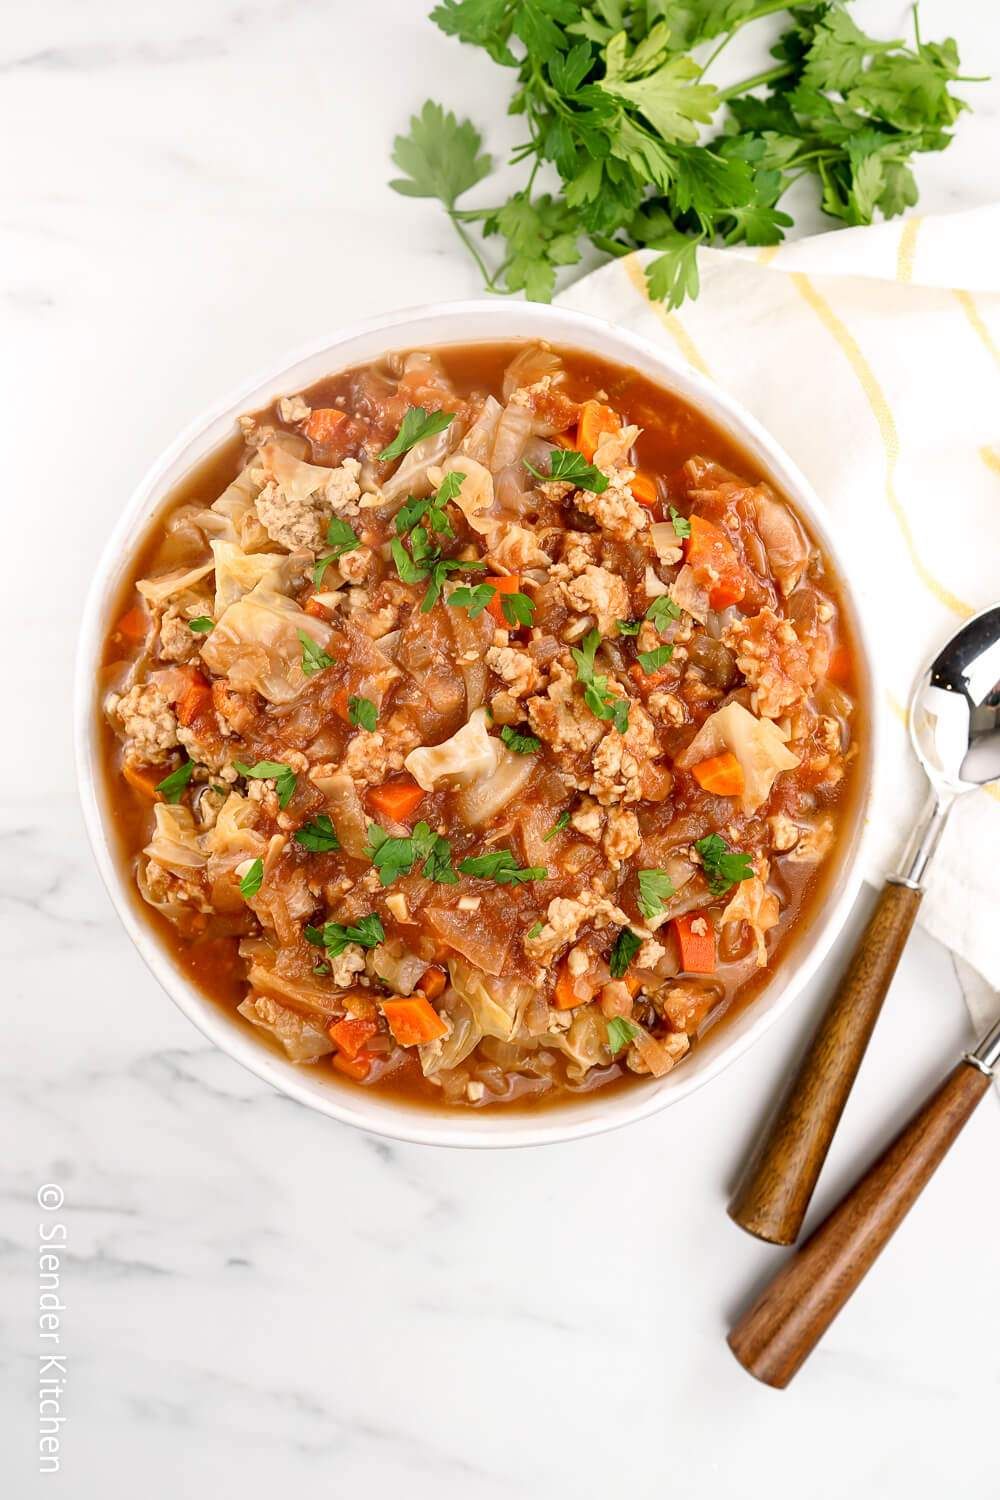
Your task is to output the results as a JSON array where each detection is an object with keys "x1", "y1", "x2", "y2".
[
  {"x1": 698, "y1": 1, "x2": 794, "y2": 80},
  {"x1": 447, "y1": 209, "x2": 502, "y2": 292},
  {"x1": 716, "y1": 62, "x2": 796, "y2": 101}
]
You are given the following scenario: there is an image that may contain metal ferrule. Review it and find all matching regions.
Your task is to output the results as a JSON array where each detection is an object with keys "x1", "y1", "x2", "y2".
[
  {"x1": 966, "y1": 1016, "x2": 1000, "y2": 1076},
  {"x1": 888, "y1": 788, "x2": 956, "y2": 890}
]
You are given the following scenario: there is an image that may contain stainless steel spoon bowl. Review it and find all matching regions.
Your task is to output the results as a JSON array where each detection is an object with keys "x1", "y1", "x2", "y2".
[
  {"x1": 729, "y1": 601, "x2": 1000, "y2": 1246},
  {"x1": 902, "y1": 603, "x2": 1000, "y2": 883}
]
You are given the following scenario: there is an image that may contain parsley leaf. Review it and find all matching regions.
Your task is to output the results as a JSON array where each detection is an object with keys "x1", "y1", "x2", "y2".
[
  {"x1": 313, "y1": 517, "x2": 361, "y2": 585},
  {"x1": 448, "y1": 582, "x2": 496, "y2": 619},
  {"x1": 297, "y1": 629, "x2": 334, "y2": 678},
  {"x1": 458, "y1": 850, "x2": 547, "y2": 885},
  {"x1": 239, "y1": 858, "x2": 263, "y2": 900},
  {"x1": 645, "y1": 593, "x2": 682, "y2": 631},
  {"x1": 294, "y1": 815, "x2": 340, "y2": 853},
  {"x1": 524, "y1": 447, "x2": 609, "y2": 493},
  {"x1": 187, "y1": 616, "x2": 214, "y2": 634},
  {"x1": 304, "y1": 913, "x2": 385, "y2": 956},
  {"x1": 348, "y1": 695, "x2": 378, "y2": 731},
  {"x1": 379, "y1": 406, "x2": 456, "y2": 462},
  {"x1": 694, "y1": 833, "x2": 754, "y2": 897},
  {"x1": 391, "y1": 530, "x2": 485, "y2": 613},
  {"x1": 500, "y1": 724, "x2": 540, "y2": 755},
  {"x1": 616, "y1": 617, "x2": 642, "y2": 637},
  {"x1": 543, "y1": 809, "x2": 570, "y2": 841},
  {"x1": 396, "y1": 472, "x2": 463, "y2": 537},
  {"x1": 609, "y1": 927, "x2": 642, "y2": 980},
  {"x1": 637, "y1": 868, "x2": 675, "y2": 921},
  {"x1": 606, "y1": 1015, "x2": 641, "y2": 1057},
  {"x1": 637, "y1": 643, "x2": 674, "y2": 675},
  {"x1": 501, "y1": 590, "x2": 535, "y2": 628},
  {"x1": 526, "y1": 920, "x2": 544, "y2": 940},
  {"x1": 390, "y1": 98, "x2": 493, "y2": 205},
  {"x1": 668, "y1": 505, "x2": 691, "y2": 539},
  {"x1": 234, "y1": 759, "x2": 297, "y2": 809},
  {"x1": 368, "y1": 821, "x2": 457, "y2": 887},
  {"x1": 571, "y1": 628, "x2": 629, "y2": 734},
  {"x1": 156, "y1": 759, "x2": 196, "y2": 803}
]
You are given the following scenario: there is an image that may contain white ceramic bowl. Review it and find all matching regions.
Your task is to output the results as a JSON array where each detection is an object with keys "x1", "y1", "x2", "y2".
[{"x1": 75, "y1": 300, "x2": 876, "y2": 1149}]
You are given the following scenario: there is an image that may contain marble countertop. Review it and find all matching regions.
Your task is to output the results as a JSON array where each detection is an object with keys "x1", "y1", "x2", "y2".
[{"x1": 4, "y1": 2, "x2": 1000, "y2": 1495}]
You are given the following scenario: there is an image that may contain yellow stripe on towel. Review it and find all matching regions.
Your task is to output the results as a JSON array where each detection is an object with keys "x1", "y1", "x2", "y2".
[
  {"x1": 624, "y1": 254, "x2": 713, "y2": 377},
  {"x1": 896, "y1": 217, "x2": 922, "y2": 284},
  {"x1": 955, "y1": 290, "x2": 1000, "y2": 373},
  {"x1": 792, "y1": 272, "x2": 973, "y2": 620}
]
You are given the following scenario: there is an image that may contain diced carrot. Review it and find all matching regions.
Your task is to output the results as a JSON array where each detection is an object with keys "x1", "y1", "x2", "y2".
[
  {"x1": 551, "y1": 431, "x2": 575, "y2": 449},
  {"x1": 623, "y1": 973, "x2": 642, "y2": 998},
  {"x1": 553, "y1": 959, "x2": 586, "y2": 1010},
  {"x1": 332, "y1": 1050, "x2": 374, "y2": 1081},
  {"x1": 485, "y1": 573, "x2": 521, "y2": 626},
  {"x1": 381, "y1": 996, "x2": 448, "y2": 1047},
  {"x1": 304, "y1": 407, "x2": 347, "y2": 444},
  {"x1": 673, "y1": 912, "x2": 717, "y2": 975},
  {"x1": 331, "y1": 685, "x2": 351, "y2": 723},
  {"x1": 367, "y1": 778, "x2": 424, "y2": 823},
  {"x1": 576, "y1": 400, "x2": 620, "y2": 462},
  {"x1": 304, "y1": 596, "x2": 333, "y2": 620},
  {"x1": 691, "y1": 751, "x2": 745, "y2": 798},
  {"x1": 175, "y1": 668, "x2": 213, "y2": 727},
  {"x1": 827, "y1": 643, "x2": 852, "y2": 686},
  {"x1": 123, "y1": 761, "x2": 161, "y2": 799},
  {"x1": 418, "y1": 965, "x2": 447, "y2": 1001},
  {"x1": 328, "y1": 1016, "x2": 378, "y2": 1060},
  {"x1": 629, "y1": 661, "x2": 674, "y2": 694},
  {"x1": 115, "y1": 605, "x2": 149, "y2": 643},
  {"x1": 630, "y1": 471, "x2": 659, "y2": 509},
  {"x1": 685, "y1": 514, "x2": 746, "y2": 611}
]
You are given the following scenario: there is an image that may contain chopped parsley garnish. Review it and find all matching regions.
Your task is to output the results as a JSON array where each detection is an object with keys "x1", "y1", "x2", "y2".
[
  {"x1": 499, "y1": 724, "x2": 540, "y2": 756},
  {"x1": 239, "y1": 858, "x2": 263, "y2": 900},
  {"x1": 379, "y1": 406, "x2": 455, "y2": 462},
  {"x1": 571, "y1": 628, "x2": 629, "y2": 734},
  {"x1": 304, "y1": 912, "x2": 385, "y2": 956},
  {"x1": 155, "y1": 759, "x2": 196, "y2": 804},
  {"x1": 526, "y1": 921, "x2": 543, "y2": 940},
  {"x1": 458, "y1": 850, "x2": 547, "y2": 885},
  {"x1": 313, "y1": 517, "x2": 361, "y2": 585},
  {"x1": 669, "y1": 505, "x2": 691, "y2": 539},
  {"x1": 609, "y1": 928, "x2": 642, "y2": 980},
  {"x1": 637, "y1": 643, "x2": 675, "y2": 676},
  {"x1": 395, "y1": 471, "x2": 463, "y2": 538},
  {"x1": 391, "y1": 528, "x2": 485, "y2": 613},
  {"x1": 297, "y1": 629, "x2": 334, "y2": 677},
  {"x1": 348, "y1": 695, "x2": 378, "y2": 731},
  {"x1": 694, "y1": 834, "x2": 754, "y2": 897},
  {"x1": 294, "y1": 814, "x2": 340, "y2": 853},
  {"x1": 616, "y1": 618, "x2": 642, "y2": 637},
  {"x1": 312, "y1": 963, "x2": 330, "y2": 976},
  {"x1": 234, "y1": 759, "x2": 297, "y2": 809},
  {"x1": 448, "y1": 582, "x2": 496, "y2": 619},
  {"x1": 542, "y1": 810, "x2": 570, "y2": 841},
  {"x1": 637, "y1": 868, "x2": 676, "y2": 921},
  {"x1": 645, "y1": 594, "x2": 682, "y2": 631},
  {"x1": 367, "y1": 821, "x2": 457, "y2": 887},
  {"x1": 524, "y1": 448, "x2": 608, "y2": 494},
  {"x1": 606, "y1": 1016, "x2": 641, "y2": 1057},
  {"x1": 187, "y1": 616, "x2": 214, "y2": 634},
  {"x1": 501, "y1": 590, "x2": 535, "y2": 628}
]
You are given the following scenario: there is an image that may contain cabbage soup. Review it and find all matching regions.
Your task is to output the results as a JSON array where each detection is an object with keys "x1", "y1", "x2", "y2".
[{"x1": 100, "y1": 341, "x2": 861, "y2": 1108}]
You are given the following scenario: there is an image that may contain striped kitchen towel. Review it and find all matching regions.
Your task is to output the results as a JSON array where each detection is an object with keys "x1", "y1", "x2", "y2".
[{"x1": 558, "y1": 205, "x2": 1000, "y2": 994}]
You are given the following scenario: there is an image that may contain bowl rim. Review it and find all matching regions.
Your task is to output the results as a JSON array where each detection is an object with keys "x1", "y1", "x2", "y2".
[{"x1": 74, "y1": 297, "x2": 880, "y2": 1149}]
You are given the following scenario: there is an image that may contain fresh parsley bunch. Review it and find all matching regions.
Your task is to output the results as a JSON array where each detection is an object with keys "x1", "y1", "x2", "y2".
[{"x1": 390, "y1": 2, "x2": 979, "y2": 309}]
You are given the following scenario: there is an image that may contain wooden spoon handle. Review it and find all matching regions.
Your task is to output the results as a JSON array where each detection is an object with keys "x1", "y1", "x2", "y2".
[
  {"x1": 729, "y1": 881, "x2": 923, "y2": 1245},
  {"x1": 728, "y1": 1058, "x2": 992, "y2": 1388}
]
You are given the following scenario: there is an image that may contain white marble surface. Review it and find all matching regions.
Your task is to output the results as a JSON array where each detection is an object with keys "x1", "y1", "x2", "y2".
[{"x1": 4, "y1": 2, "x2": 1000, "y2": 1495}]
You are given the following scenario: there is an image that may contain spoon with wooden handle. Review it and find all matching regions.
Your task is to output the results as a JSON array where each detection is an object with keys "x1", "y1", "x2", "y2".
[
  {"x1": 729, "y1": 603, "x2": 1000, "y2": 1246},
  {"x1": 728, "y1": 1012, "x2": 1000, "y2": 1388}
]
